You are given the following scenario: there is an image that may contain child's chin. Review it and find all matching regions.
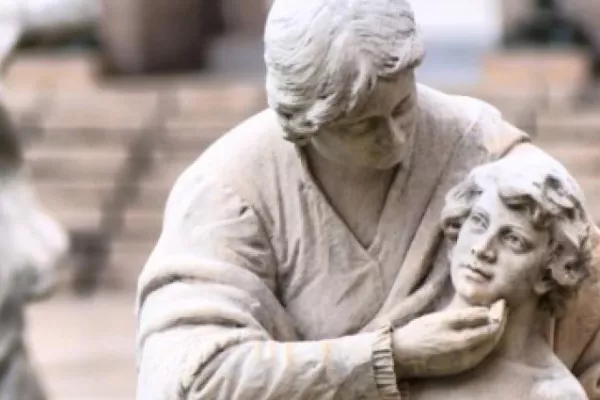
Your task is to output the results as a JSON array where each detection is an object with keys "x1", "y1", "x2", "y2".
[{"x1": 457, "y1": 285, "x2": 496, "y2": 307}]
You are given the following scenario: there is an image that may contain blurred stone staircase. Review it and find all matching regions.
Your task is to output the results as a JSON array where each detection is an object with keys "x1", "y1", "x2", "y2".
[
  {"x1": 106, "y1": 83, "x2": 267, "y2": 287},
  {"x1": 4, "y1": 54, "x2": 266, "y2": 291},
  {"x1": 456, "y1": 90, "x2": 600, "y2": 223},
  {"x1": 534, "y1": 110, "x2": 600, "y2": 219},
  {"x1": 458, "y1": 48, "x2": 600, "y2": 223}
]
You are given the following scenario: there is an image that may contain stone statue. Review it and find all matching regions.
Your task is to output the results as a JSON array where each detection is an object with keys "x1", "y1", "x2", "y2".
[
  {"x1": 136, "y1": 0, "x2": 600, "y2": 398},
  {"x1": 409, "y1": 156, "x2": 592, "y2": 399},
  {"x1": 0, "y1": 90, "x2": 69, "y2": 398}
]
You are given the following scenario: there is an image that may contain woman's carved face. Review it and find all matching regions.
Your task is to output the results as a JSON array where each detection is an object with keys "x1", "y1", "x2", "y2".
[
  {"x1": 310, "y1": 70, "x2": 418, "y2": 170},
  {"x1": 450, "y1": 189, "x2": 550, "y2": 308},
  {"x1": 0, "y1": 172, "x2": 69, "y2": 303}
]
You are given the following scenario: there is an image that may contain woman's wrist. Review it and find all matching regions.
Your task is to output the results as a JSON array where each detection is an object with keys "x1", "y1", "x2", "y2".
[{"x1": 372, "y1": 324, "x2": 402, "y2": 399}]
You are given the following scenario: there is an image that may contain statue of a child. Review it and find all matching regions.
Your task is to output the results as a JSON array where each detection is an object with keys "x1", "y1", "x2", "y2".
[{"x1": 408, "y1": 155, "x2": 592, "y2": 400}]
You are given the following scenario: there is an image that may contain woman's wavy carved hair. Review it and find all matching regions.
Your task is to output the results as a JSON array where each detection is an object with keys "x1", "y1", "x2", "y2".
[
  {"x1": 264, "y1": 0, "x2": 424, "y2": 144},
  {"x1": 441, "y1": 158, "x2": 593, "y2": 315}
]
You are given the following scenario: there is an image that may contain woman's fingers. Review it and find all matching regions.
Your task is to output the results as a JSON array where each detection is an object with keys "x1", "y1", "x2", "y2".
[{"x1": 447, "y1": 307, "x2": 491, "y2": 329}]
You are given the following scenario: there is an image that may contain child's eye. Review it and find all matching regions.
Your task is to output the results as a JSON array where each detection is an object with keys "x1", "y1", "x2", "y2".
[{"x1": 502, "y1": 232, "x2": 531, "y2": 252}]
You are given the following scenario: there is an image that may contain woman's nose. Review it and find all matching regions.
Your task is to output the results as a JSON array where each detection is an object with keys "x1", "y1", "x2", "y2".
[{"x1": 386, "y1": 118, "x2": 406, "y2": 146}]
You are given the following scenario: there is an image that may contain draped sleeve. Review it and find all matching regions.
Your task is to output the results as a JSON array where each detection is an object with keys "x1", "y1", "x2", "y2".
[{"x1": 135, "y1": 161, "x2": 397, "y2": 399}]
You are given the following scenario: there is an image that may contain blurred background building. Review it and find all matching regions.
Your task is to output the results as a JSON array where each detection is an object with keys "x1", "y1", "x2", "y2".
[{"x1": 0, "y1": 0, "x2": 599, "y2": 398}]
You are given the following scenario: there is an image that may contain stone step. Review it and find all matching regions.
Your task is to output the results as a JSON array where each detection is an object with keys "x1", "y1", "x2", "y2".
[
  {"x1": 34, "y1": 183, "x2": 110, "y2": 232},
  {"x1": 25, "y1": 148, "x2": 128, "y2": 182},
  {"x1": 166, "y1": 115, "x2": 252, "y2": 131},
  {"x1": 35, "y1": 182, "x2": 115, "y2": 206},
  {"x1": 40, "y1": 191, "x2": 104, "y2": 214},
  {"x1": 174, "y1": 104, "x2": 262, "y2": 121},
  {"x1": 2, "y1": 89, "x2": 42, "y2": 121},
  {"x1": 166, "y1": 124, "x2": 236, "y2": 138},
  {"x1": 535, "y1": 111, "x2": 600, "y2": 144},
  {"x1": 142, "y1": 158, "x2": 195, "y2": 185},
  {"x1": 453, "y1": 89, "x2": 546, "y2": 124},
  {"x1": 52, "y1": 209, "x2": 103, "y2": 232},
  {"x1": 29, "y1": 155, "x2": 125, "y2": 182},
  {"x1": 41, "y1": 91, "x2": 160, "y2": 131},
  {"x1": 480, "y1": 49, "x2": 590, "y2": 108},
  {"x1": 106, "y1": 242, "x2": 157, "y2": 289},
  {"x1": 164, "y1": 130, "x2": 219, "y2": 151},
  {"x1": 25, "y1": 291, "x2": 136, "y2": 399},
  {"x1": 163, "y1": 84, "x2": 264, "y2": 130},
  {"x1": 162, "y1": 137, "x2": 219, "y2": 160},
  {"x1": 5, "y1": 53, "x2": 97, "y2": 90},
  {"x1": 105, "y1": 256, "x2": 146, "y2": 290},
  {"x1": 578, "y1": 176, "x2": 600, "y2": 194},
  {"x1": 536, "y1": 144, "x2": 600, "y2": 177},
  {"x1": 25, "y1": 146, "x2": 128, "y2": 162},
  {"x1": 127, "y1": 183, "x2": 171, "y2": 213},
  {"x1": 34, "y1": 128, "x2": 140, "y2": 149},
  {"x1": 119, "y1": 210, "x2": 163, "y2": 243},
  {"x1": 175, "y1": 84, "x2": 264, "y2": 109}
]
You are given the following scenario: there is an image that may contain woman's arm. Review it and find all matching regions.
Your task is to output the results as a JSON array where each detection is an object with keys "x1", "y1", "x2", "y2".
[{"x1": 136, "y1": 166, "x2": 396, "y2": 399}]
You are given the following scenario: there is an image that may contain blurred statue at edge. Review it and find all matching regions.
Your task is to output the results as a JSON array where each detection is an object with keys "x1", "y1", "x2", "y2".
[
  {"x1": 0, "y1": 33, "x2": 70, "y2": 400},
  {"x1": 136, "y1": 0, "x2": 600, "y2": 399}
]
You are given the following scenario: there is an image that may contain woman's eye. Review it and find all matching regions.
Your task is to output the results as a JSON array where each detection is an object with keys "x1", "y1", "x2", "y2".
[{"x1": 342, "y1": 118, "x2": 377, "y2": 136}]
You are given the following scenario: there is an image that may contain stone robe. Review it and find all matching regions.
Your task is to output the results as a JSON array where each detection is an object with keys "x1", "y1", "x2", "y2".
[{"x1": 136, "y1": 84, "x2": 600, "y2": 399}]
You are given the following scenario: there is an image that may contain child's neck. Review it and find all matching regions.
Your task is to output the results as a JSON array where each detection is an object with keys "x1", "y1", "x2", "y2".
[{"x1": 447, "y1": 296, "x2": 546, "y2": 366}]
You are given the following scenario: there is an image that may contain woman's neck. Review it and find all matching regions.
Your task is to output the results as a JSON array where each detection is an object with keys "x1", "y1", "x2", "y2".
[
  {"x1": 304, "y1": 144, "x2": 396, "y2": 185},
  {"x1": 303, "y1": 144, "x2": 397, "y2": 248},
  {"x1": 447, "y1": 296, "x2": 545, "y2": 365}
]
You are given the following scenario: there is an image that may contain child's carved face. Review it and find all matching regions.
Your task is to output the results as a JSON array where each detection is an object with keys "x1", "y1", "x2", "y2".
[{"x1": 450, "y1": 189, "x2": 550, "y2": 308}]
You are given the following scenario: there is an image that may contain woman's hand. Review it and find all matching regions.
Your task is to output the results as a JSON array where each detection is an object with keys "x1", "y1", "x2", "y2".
[{"x1": 392, "y1": 300, "x2": 507, "y2": 379}]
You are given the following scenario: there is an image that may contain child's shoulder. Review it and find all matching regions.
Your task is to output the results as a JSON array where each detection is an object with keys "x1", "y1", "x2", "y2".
[
  {"x1": 532, "y1": 376, "x2": 587, "y2": 400},
  {"x1": 530, "y1": 356, "x2": 587, "y2": 400}
]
